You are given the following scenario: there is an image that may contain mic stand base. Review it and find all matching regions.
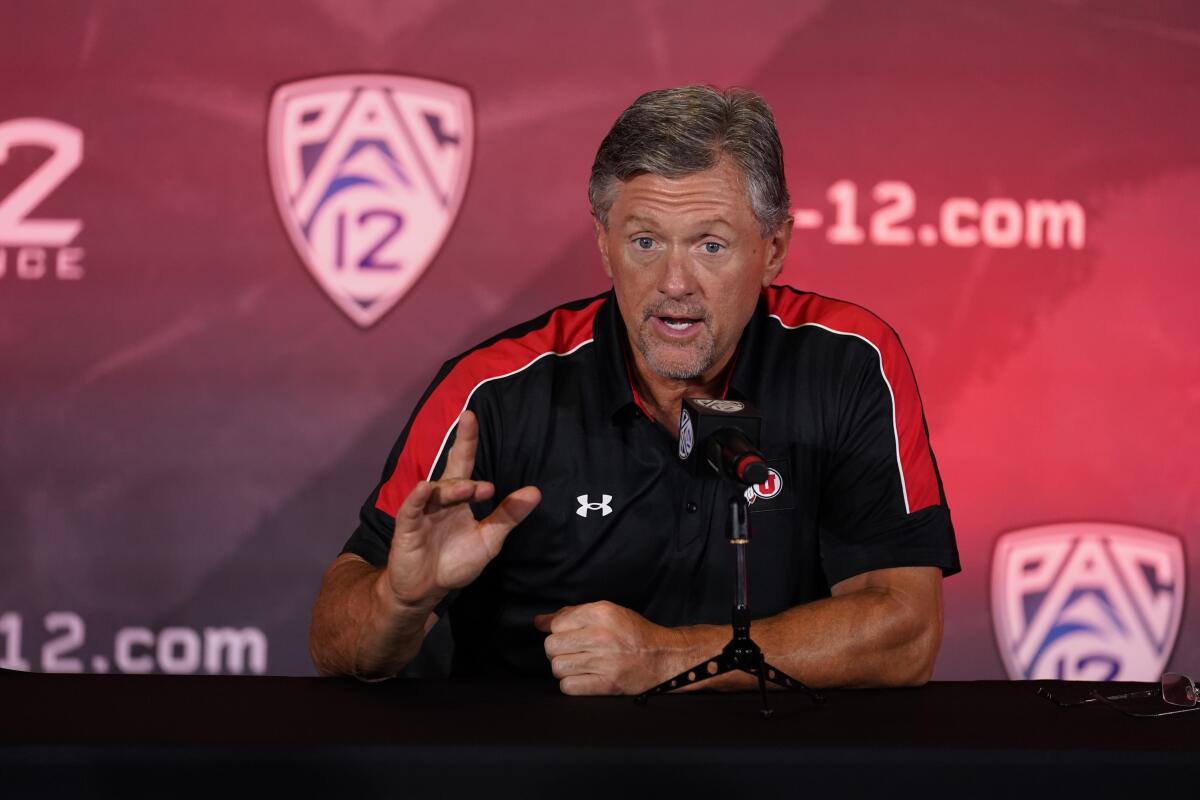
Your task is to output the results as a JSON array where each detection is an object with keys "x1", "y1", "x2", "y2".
[{"x1": 634, "y1": 614, "x2": 824, "y2": 718}]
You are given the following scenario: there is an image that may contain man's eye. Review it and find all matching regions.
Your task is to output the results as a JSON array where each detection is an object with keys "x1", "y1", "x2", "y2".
[
  {"x1": 635, "y1": 237, "x2": 655, "y2": 250},
  {"x1": 703, "y1": 242, "x2": 723, "y2": 254}
]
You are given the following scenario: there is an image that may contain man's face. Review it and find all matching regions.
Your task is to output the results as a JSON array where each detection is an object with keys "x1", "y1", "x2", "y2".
[{"x1": 595, "y1": 159, "x2": 790, "y2": 382}]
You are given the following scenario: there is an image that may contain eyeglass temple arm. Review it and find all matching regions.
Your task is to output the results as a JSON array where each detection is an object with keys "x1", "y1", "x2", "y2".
[
  {"x1": 1089, "y1": 689, "x2": 1200, "y2": 718},
  {"x1": 1038, "y1": 685, "x2": 1157, "y2": 707}
]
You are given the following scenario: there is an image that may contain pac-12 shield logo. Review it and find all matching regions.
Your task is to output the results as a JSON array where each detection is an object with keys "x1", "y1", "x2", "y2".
[
  {"x1": 693, "y1": 399, "x2": 745, "y2": 413},
  {"x1": 678, "y1": 409, "x2": 694, "y2": 460},
  {"x1": 267, "y1": 74, "x2": 473, "y2": 327},
  {"x1": 991, "y1": 523, "x2": 1185, "y2": 681}
]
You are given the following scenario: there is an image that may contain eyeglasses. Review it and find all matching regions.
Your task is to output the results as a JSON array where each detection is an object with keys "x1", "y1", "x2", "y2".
[{"x1": 1037, "y1": 673, "x2": 1198, "y2": 718}]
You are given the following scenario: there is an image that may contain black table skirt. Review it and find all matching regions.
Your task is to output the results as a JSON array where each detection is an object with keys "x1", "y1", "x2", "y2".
[{"x1": 2, "y1": 670, "x2": 1197, "y2": 799}]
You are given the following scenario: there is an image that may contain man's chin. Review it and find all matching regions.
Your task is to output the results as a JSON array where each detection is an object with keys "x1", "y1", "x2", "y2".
[{"x1": 641, "y1": 345, "x2": 713, "y2": 381}]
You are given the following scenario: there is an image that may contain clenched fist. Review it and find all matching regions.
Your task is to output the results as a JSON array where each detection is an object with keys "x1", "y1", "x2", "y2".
[{"x1": 534, "y1": 601, "x2": 688, "y2": 695}]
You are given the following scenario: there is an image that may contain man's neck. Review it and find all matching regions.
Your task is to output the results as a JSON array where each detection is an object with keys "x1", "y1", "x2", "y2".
[{"x1": 626, "y1": 346, "x2": 734, "y2": 436}]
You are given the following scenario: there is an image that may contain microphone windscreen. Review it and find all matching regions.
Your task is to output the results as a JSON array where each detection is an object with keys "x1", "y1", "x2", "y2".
[{"x1": 737, "y1": 455, "x2": 769, "y2": 486}]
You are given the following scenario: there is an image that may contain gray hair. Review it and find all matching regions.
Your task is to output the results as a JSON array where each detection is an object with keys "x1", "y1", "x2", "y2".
[{"x1": 588, "y1": 85, "x2": 790, "y2": 238}]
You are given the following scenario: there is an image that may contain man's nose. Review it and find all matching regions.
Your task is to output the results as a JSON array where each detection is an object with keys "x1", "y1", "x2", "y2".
[{"x1": 658, "y1": 245, "x2": 696, "y2": 298}]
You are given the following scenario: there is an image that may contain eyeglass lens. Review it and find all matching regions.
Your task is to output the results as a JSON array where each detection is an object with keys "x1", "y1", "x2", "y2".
[{"x1": 1161, "y1": 673, "x2": 1196, "y2": 707}]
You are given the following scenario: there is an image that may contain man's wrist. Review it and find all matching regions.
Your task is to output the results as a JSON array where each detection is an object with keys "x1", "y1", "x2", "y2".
[
  {"x1": 348, "y1": 573, "x2": 441, "y2": 681},
  {"x1": 372, "y1": 572, "x2": 442, "y2": 626},
  {"x1": 657, "y1": 622, "x2": 728, "y2": 680},
  {"x1": 655, "y1": 622, "x2": 765, "y2": 692}
]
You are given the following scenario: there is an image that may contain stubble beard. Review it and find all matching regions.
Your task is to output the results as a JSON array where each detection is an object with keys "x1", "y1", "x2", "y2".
[{"x1": 634, "y1": 318, "x2": 718, "y2": 381}]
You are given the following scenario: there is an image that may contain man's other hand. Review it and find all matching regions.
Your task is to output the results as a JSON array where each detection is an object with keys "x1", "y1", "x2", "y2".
[
  {"x1": 534, "y1": 601, "x2": 685, "y2": 695},
  {"x1": 384, "y1": 410, "x2": 541, "y2": 611}
]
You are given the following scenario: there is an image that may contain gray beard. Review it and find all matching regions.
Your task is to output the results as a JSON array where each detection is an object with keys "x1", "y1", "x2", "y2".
[{"x1": 635, "y1": 322, "x2": 718, "y2": 380}]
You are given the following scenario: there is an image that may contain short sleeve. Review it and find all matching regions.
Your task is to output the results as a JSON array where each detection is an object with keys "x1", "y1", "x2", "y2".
[
  {"x1": 341, "y1": 359, "x2": 495, "y2": 568},
  {"x1": 817, "y1": 334, "x2": 960, "y2": 587}
]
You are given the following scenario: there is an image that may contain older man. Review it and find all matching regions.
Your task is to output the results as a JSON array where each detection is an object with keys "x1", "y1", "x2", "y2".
[{"x1": 309, "y1": 85, "x2": 960, "y2": 694}]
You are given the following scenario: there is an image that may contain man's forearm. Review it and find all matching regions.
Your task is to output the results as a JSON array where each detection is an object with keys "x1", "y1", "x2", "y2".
[
  {"x1": 661, "y1": 584, "x2": 942, "y2": 691},
  {"x1": 308, "y1": 556, "x2": 437, "y2": 679}
]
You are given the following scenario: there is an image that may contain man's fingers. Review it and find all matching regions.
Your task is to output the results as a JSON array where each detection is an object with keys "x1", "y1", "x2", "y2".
[
  {"x1": 545, "y1": 601, "x2": 605, "y2": 633},
  {"x1": 395, "y1": 478, "x2": 496, "y2": 541},
  {"x1": 427, "y1": 479, "x2": 494, "y2": 509},
  {"x1": 442, "y1": 410, "x2": 479, "y2": 481},
  {"x1": 543, "y1": 629, "x2": 593, "y2": 657},
  {"x1": 395, "y1": 481, "x2": 434, "y2": 532},
  {"x1": 559, "y1": 674, "x2": 618, "y2": 696},
  {"x1": 478, "y1": 486, "x2": 542, "y2": 554},
  {"x1": 533, "y1": 605, "x2": 581, "y2": 633},
  {"x1": 549, "y1": 652, "x2": 596, "y2": 679}
]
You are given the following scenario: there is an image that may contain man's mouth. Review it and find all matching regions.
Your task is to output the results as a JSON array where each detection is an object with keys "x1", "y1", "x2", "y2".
[
  {"x1": 659, "y1": 315, "x2": 700, "y2": 331},
  {"x1": 649, "y1": 312, "x2": 705, "y2": 338}
]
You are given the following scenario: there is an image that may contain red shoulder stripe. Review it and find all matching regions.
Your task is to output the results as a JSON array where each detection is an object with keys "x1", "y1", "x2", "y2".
[
  {"x1": 765, "y1": 286, "x2": 941, "y2": 514},
  {"x1": 375, "y1": 298, "x2": 603, "y2": 517}
]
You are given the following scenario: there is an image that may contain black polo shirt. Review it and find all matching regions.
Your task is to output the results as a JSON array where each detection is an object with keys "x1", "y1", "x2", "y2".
[{"x1": 343, "y1": 286, "x2": 960, "y2": 678}]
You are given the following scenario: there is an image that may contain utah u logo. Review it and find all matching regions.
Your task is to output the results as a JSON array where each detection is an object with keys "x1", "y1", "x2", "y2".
[
  {"x1": 268, "y1": 75, "x2": 473, "y2": 327},
  {"x1": 991, "y1": 523, "x2": 1185, "y2": 681},
  {"x1": 744, "y1": 468, "x2": 783, "y2": 505}
]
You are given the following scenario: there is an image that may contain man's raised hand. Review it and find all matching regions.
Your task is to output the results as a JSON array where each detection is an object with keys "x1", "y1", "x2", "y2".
[{"x1": 384, "y1": 410, "x2": 540, "y2": 610}]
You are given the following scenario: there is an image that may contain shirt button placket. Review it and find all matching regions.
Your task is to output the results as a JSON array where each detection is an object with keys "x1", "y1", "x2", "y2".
[{"x1": 676, "y1": 499, "x2": 703, "y2": 551}]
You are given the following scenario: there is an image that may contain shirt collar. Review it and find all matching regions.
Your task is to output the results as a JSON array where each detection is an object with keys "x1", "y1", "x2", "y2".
[
  {"x1": 727, "y1": 292, "x2": 769, "y2": 405},
  {"x1": 593, "y1": 292, "x2": 641, "y2": 422}
]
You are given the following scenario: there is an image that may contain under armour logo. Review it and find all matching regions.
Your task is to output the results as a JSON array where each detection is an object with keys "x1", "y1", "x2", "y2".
[{"x1": 576, "y1": 494, "x2": 613, "y2": 517}]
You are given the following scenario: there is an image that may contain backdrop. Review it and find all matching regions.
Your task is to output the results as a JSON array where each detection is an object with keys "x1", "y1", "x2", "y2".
[{"x1": 2, "y1": 0, "x2": 1197, "y2": 681}]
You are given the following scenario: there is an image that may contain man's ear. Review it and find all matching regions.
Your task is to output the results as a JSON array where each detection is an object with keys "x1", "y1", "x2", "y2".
[
  {"x1": 761, "y1": 217, "x2": 793, "y2": 287},
  {"x1": 594, "y1": 218, "x2": 613, "y2": 279}
]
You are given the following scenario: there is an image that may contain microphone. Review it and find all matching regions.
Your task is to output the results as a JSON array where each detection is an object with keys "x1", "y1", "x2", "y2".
[{"x1": 678, "y1": 397, "x2": 769, "y2": 486}]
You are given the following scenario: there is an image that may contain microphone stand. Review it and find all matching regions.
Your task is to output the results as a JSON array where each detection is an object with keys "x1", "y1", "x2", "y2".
[{"x1": 635, "y1": 489, "x2": 824, "y2": 718}]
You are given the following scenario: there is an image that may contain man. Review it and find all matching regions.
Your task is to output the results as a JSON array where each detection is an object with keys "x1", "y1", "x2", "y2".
[{"x1": 309, "y1": 85, "x2": 960, "y2": 694}]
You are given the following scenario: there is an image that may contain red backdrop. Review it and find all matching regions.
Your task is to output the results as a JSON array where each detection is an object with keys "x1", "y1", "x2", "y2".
[{"x1": 1, "y1": 0, "x2": 1196, "y2": 680}]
